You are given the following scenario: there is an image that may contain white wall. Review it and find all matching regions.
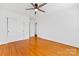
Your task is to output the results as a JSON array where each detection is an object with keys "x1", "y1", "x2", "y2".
[{"x1": 37, "y1": 4, "x2": 79, "y2": 48}]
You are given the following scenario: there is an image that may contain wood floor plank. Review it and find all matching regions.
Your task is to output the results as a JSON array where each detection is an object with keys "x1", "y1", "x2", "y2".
[{"x1": 0, "y1": 37, "x2": 78, "y2": 56}]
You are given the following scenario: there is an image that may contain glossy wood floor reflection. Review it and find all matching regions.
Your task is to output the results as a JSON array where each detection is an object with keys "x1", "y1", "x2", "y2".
[{"x1": 0, "y1": 37, "x2": 79, "y2": 56}]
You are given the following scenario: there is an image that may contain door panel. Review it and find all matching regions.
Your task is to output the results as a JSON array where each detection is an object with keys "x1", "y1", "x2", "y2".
[
  {"x1": 0, "y1": 17, "x2": 7, "y2": 44},
  {"x1": 0, "y1": 17, "x2": 29, "y2": 44}
]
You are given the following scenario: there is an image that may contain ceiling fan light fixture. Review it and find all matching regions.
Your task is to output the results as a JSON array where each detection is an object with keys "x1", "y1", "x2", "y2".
[{"x1": 34, "y1": 9, "x2": 38, "y2": 11}]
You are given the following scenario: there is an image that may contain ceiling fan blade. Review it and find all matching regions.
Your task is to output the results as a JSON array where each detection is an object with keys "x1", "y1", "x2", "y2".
[
  {"x1": 38, "y1": 3, "x2": 47, "y2": 8},
  {"x1": 38, "y1": 9, "x2": 45, "y2": 13},
  {"x1": 31, "y1": 3, "x2": 35, "y2": 7},
  {"x1": 26, "y1": 8, "x2": 34, "y2": 10}
]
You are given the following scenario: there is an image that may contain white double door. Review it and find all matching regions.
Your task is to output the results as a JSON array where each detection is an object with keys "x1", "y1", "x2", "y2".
[
  {"x1": 8, "y1": 17, "x2": 28, "y2": 42},
  {"x1": 0, "y1": 17, "x2": 28, "y2": 44}
]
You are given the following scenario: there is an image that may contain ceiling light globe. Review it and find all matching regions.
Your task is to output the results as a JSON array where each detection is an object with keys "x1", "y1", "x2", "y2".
[{"x1": 35, "y1": 9, "x2": 38, "y2": 11}]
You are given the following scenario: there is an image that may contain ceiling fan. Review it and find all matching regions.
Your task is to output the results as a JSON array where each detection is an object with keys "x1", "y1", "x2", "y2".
[{"x1": 26, "y1": 3, "x2": 47, "y2": 14}]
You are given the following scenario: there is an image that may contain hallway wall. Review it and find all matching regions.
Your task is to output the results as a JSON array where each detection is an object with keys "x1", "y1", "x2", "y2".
[{"x1": 37, "y1": 4, "x2": 79, "y2": 48}]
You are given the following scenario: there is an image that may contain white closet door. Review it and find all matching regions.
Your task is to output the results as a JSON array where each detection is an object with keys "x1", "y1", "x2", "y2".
[
  {"x1": 16, "y1": 17, "x2": 25, "y2": 40},
  {"x1": 0, "y1": 17, "x2": 7, "y2": 44},
  {"x1": 0, "y1": 16, "x2": 29, "y2": 44},
  {"x1": 29, "y1": 16, "x2": 35, "y2": 37},
  {"x1": 8, "y1": 17, "x2": 17, "y2": 42}
]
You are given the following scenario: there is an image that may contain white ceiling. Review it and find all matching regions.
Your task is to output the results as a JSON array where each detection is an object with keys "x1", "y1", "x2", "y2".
[{"x1": 0, "y1": 3, "x2": 79, "y2": 17}]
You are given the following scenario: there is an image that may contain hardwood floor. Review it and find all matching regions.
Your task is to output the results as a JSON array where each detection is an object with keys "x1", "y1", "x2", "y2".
[{"x1": 0, "y1": 37, "x2": 79, "y2": 56}]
